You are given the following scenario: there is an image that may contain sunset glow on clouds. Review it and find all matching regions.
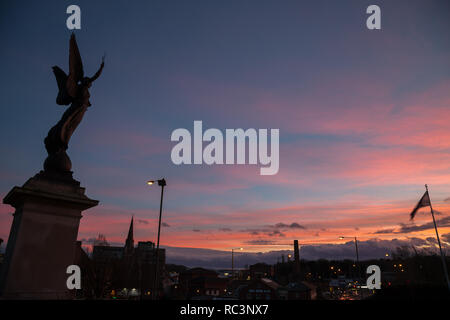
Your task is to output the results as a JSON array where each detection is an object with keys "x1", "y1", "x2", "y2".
[{"x1": 1, "y1": 1, "x2": 450, "y2": 259}]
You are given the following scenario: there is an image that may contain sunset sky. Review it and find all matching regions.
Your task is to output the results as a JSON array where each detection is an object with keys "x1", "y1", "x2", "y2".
[{"x1": 1, "y1": 0, "x2": 450, "y2": 258}]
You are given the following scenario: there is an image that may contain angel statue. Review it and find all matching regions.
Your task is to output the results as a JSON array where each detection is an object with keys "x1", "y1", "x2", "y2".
[{"x1": 44, "y1": 33, "x2": 104, "y2": 173}]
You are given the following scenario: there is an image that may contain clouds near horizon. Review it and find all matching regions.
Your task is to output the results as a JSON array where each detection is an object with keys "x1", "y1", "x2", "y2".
[{"x1": 1, "y1": 1, "x2": 450, "y2": 256}]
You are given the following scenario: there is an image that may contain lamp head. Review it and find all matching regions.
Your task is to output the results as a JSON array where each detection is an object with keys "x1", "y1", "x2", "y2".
[{"x1": 147, "y1": 179, "x2": 166, "y2": 187}]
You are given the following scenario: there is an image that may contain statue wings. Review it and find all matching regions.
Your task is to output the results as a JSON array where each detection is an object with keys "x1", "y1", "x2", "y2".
[
  {"x1": 52, "y1": 33, "x2": 103, "y2": 106},
  {"x1": 67, "y1": 33, "x2": 84, "y2": 98}
]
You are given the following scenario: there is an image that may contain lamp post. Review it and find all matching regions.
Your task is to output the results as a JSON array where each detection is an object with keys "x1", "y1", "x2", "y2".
[
  {"x1": 231, "y1": 247, "x2": 243, "y2": 280},
  {"x1": 147, "y1": 178, "x2": 166, "y2": 300},
  {"x1": 339, "y1": 236, "x2": 362, "y2": 298},
  {"x1": 339, "y1": 236, "x2": 359, "y2": 265}
]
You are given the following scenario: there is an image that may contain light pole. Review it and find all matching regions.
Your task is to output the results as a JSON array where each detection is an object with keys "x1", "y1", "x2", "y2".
[
  {"x1": 147, "y1": 178, "x2": 166, "y2": 300},
  {"x1": 339, "y1": 236, "x2": 361, "y2": 298},
  {"x1": 231, "y1": 247, "x2": 243, "y2": 280},
  {"x1": 339, "y1": 236, "x2": 359, "y2": 266}
]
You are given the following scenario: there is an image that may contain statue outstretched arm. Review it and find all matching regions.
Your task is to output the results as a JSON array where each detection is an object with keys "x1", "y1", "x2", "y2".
[{"x1": 90, "y1": 56, "x2": 105, "y2": 82}]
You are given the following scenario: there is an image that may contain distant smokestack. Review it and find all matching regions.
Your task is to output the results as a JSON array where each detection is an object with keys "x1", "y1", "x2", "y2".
[
  {"x1": 294, "y1": 240, "x2": 300, "y2": 263},
  {"x1": 294, "y1": 240, "x2": 300, "y2": 275}
]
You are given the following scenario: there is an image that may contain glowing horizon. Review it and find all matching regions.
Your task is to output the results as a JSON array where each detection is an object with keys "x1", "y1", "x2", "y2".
[{"x1": 1, "y1": 1, "x2": 450, "y2": 259}]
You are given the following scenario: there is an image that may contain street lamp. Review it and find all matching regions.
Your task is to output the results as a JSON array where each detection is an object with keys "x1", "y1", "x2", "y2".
[
  {"x1": 339, "y1": 236, "x2": 361, "y2": 298},
  {"x1": 147, "y1": 178, "x2": 167, "y2": 300},
  {"x1": 339, "y1": 236, "x2": 359, "y2": 264},
  {"x1": 231, "y1": 247, "x2": 243, "y2": 280}
]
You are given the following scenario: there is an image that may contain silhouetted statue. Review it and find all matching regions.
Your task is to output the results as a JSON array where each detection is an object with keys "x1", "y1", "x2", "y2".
[{"x1": 44, "y1": 33, "x2": 104, "y2": 173}]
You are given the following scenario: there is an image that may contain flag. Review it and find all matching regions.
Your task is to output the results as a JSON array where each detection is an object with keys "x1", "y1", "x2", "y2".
[{"x1": 410, "y1": 191, "x2": 431, "y2": 220}]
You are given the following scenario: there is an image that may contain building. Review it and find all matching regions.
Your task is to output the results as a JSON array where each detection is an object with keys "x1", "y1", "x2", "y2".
[
  {"x1": 92, "y1": 246, "x2": 123, "y2": 262},
  {"x1": 178, "y1": 267, "x2": 222, "y2": 299},
  {"x1": 234, "y1": 279, "x2": 278, "y2": 300},
  {"x1": 227, "y1": 278, "x2": 315, "y2": 300},
  {"x1": 249, "y1": 263, "x2": 273, "y2": 279},
  {"x1": 278, "y1": 282, "x2": 314, "y2": 300},
  {"x1": 85, "y1": 217, "x2": 165, "y2": 299},
  {"x1": 189, "y1": 276, "x2": 229, "y2": 298},
  {"x1": 136, "y1": 241, "x2": 165, "y2": 265}
]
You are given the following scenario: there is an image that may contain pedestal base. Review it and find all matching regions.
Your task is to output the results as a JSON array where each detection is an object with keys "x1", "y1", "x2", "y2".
[{"x1": 0, "y1": 170, "x2": 98, "y2": 299}]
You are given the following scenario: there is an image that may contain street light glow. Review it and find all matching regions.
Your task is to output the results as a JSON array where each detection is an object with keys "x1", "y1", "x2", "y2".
[{"x1": 145, "y1": 178, "x2": 166, "y2": 300}]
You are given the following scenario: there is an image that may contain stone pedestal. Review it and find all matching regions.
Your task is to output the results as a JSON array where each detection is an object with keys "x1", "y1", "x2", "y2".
[{"x1": 0, "y1": 171, "x2": 98, "y2": 299}]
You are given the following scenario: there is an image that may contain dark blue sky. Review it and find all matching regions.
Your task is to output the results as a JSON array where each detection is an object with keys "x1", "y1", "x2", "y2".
[{"x1": 1, "y1": 1, "x2": 450, "y2": 251}]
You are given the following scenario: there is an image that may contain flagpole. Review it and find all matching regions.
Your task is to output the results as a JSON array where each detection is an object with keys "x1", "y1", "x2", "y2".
[{"x1": 425, "y1": 184, "x2": 450, "y2": 291}]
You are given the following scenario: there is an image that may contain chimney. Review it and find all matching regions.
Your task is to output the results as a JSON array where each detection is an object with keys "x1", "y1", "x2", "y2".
[
  {"x1": 294, "y1": 240, "x2": 300, "y2": 274},
  {"x1": 294, "y1": 240, "x2": 300, "y2": 263}
]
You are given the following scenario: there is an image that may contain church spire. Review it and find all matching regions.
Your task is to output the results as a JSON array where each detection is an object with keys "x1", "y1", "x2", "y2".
[
  {"x1": 127, "y1": 216, "x2": 134, "y2": 243},
  {"x1": 124, "y1": 216, "x2": 134, "y2": 256}
]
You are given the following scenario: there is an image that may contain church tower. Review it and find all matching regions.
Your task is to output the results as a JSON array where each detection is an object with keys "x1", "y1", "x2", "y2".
[{"x1": 124, "y1": 216, "x2": 134, "y2": 257}]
